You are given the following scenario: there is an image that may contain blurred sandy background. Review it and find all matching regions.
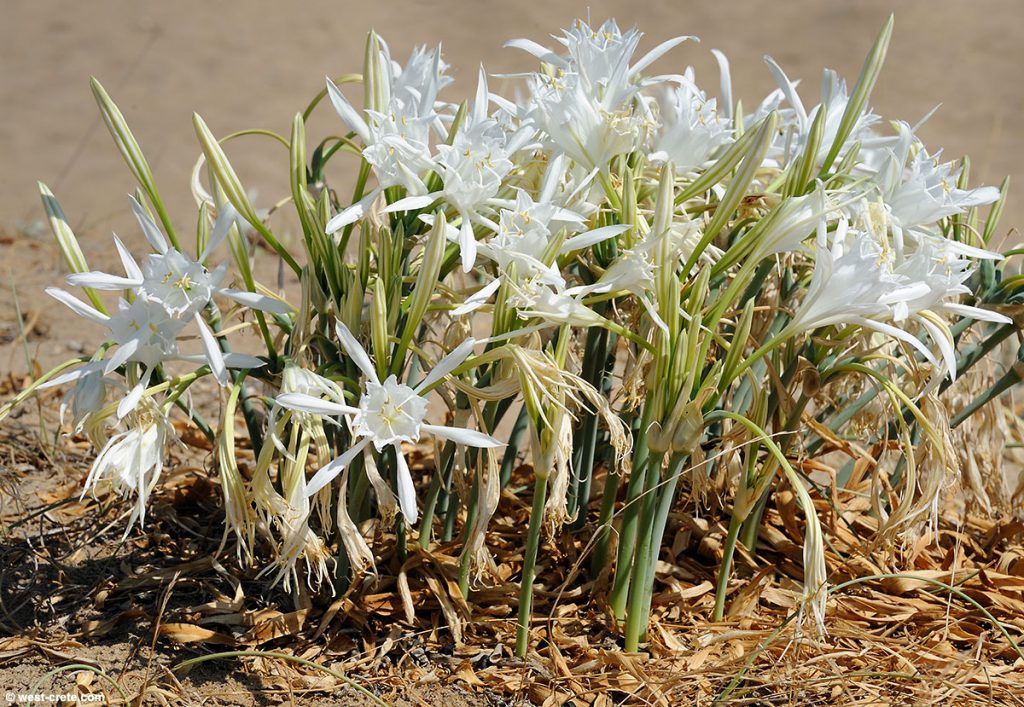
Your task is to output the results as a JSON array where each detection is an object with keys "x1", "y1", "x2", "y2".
[{"x1": 1, "y1": 0, "x2": 1022, "y2": 369}]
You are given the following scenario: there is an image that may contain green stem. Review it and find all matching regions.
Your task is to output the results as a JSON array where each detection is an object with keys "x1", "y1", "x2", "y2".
[
  {"x1": 630, "y1": 452, "x2": 688, "y2": 647},
  {"x1": 515, "y1": 470, "x2": 549, "y2": 657},
  {"x1": 418, "y1": 441, "x2": 455, "y2": 549},
  {"x1": 499, "y1": 405, "x2": 529, "y2": 488},
  {"x1": 609, "y1": 402, "x2": 654, "y2": 621},
  {"x1": 624, "y1": 451, "x2": 665, "y2": 650},
  {"x1": 713, "y1": 506, "x2": 744, "y2": 621}
]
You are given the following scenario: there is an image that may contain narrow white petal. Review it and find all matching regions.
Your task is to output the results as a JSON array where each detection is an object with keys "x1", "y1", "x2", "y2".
[
  {"x1": 219, "y1": 288, "x2": 292, "y2": 314},
  {"x1": 451, "y1": 278, "x2": 501, "y2": 316},
  {"x1": 304, "y1": 438, "x2": 372, "y2": 497},
  {"x1": 46, "y1": 287, "x2": 109, "y2": 324},
  {"x1": 113, "y1": 235, "x2": 144, "y2": 280},
  {"x1": 326, "y1": 78, "x2": 371, "y2": 142},
  {"x1": 711, "y1": 49, "x2": 733, "y2": 119},
  {"x1": 117, "y1": 381, "x2": 146, "y2": 420},
  {"x1": 335, "y1": 320, "x2": 380, "y2": 384},
  {"x1": 630, "y1": 36, "x2": 695, "y2": 76},
  {"x1": 129, "y1": 195, "x2": 168, "y2": 254},
  {"x1": 943, "y1": 302, "x2": 1012, "y2": 324},
  {"x1": 276, "y1": 393, "x2": 358, "y2": 417},
  {"x1": 37, "y1": 367, "x2": 89, "y2": 389},
  {"x1": 560, "y1": 224, "x2": 631, "y2": 253},
  {"x1": 381, "y1": 193, "x2": 439, "y2": 214},
  {"x1": 222, "y1": 352, "x2": 268, "y2": 369},
  {"x1": 414, "y1": 338, "x2": 476, "y2": 393},
  {"x1": 325, "y1": 189, "x2": 380, "y2": 235},
  {"x1": 200, "y1": 203, "x2": 239, "y2": 262},
  {"x1": 473, "y1": 65, "x2": 489, "y2": 124},
  {"x1": 459, "y1": 219, "x2": 477, "y2": 273},
  {"x1": 920, "y1": 317, "x2": 957, "y2": 382},
  {"x1": 195, "y1": 314, "x2": 227, "y2": 385},
  {"x1": 503, "y1": 38, "x2": 569, "y2": 67},
  {"x1": 422, "y1": 423, "x2": 504, "y2": 448},
  {"x1": 66, "y1": 272, "x2": 141, "y2": 290},
  {"x1": 105, "y1": 338, "x2": 139, "y2": 373},
  {"x1": 395, "y1": 449, "x2": 418, "y2": 524}
]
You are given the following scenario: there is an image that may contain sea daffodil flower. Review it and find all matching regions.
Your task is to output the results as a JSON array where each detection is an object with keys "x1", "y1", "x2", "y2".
[{"x1": 275, "y1": 322, "x2": 502, "y2": 522}]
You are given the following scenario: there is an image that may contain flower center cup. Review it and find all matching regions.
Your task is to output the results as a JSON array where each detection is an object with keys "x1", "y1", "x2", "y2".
[{"x1": 354, "y1": 376, "x2": 428, "y2": 451}]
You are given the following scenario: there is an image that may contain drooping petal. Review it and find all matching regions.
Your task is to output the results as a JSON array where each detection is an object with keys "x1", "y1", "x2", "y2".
[
  {"x1": 942, "y1": 302, "x2": 1013, "y2": 324},
  {"x1": 422, "y1": 423, "x2": 504, "y2": 448},
  {"x1": 304, "y1": 438, "x2": 372, "y2": 497},
  {"x1": 394, "y1": 449, "x2": 418, "y2": 523},
  {"x1": 117, "y1": 367, "x2": 152, "y2": 420},
  {"x1": 195, "y1": 313, "x2": 227, "y2": 385},
  {"x1": 919, "y1": 316, "x2": 957, "y2": 382},
  {"x1": 503, "y1": 38, "x2": 569, "y2": 68},
  {"x1": 458, "y1": 218, "x2": 477, "y2": 273}
]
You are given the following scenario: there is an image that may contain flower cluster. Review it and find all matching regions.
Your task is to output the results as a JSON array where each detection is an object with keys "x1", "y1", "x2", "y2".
[{"x1": 5, "y1": 17, "x2": 1018, "y2": 655}]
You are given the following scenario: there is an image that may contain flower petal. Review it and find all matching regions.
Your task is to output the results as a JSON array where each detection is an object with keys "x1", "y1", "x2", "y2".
[
  {"x1": 304, "y1": 438, "x2": 372, "y2": 497},
  {"x1": 219, "y1": 288, "x2": 292, "y2": 314},
  {"x1": 326, "y1": 77, "x2": 371, "y2": 143},
  {"x1": 422, "y1": 423, "x2": 503, "y2": 448},
  {"x1": 113, "y1": 235, "x2": 144, "y2": 281},
  {"x1": 46, "y1": 287, "x2": 109, "y2": 324},
  {"x1": 335, "y1": 320, "x2": 380, "y2": 385},
  {"x1": 66, "y1": 271, "x2": 141, "y2": 290},
  {"x1": 415, "y1": 338, "x2": 476, "y2": 393},
  {"x1": 195, "y1": 313, "x2": 227, "y2": 385},
  {"x1": 129, "y1": 195, "x2": 168, "y2": 254},
  {"x1": 394, "y1": 449, "x2": 418, "y2": 524},
  {"x1": 276, "y1": 393, "x2": 358, "y2": 417}
]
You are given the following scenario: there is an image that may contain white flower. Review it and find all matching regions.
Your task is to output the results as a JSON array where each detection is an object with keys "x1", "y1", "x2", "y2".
[
  {"x1": 764, "y1": 61, "x2": 881, "y2": 168},
  {"x1": 747, "y1": 185, "x2": 834, "y2": 262},
  {"x1": 325, "y1": 39, "x2": 451, "y2": 233},
  {"x1": 38, "y1": 361, "x2": 110, "y2": 432},
  {"x1": 477, "y1": 189, "x2": 627, "y2": 288},
  {"x1": 873, "y1": 123, "x2": 1000, "y2": 237},
  {"x1": 433, "y1": 70, "x2": 533, "y2": 270},
  {"x1": 510, "y1": 19, "x2": 691, "y2": 170},
  {"x1": 785, "y1": 219, "x2": 1010, "y2": 380},
  {"x1": 275, "y1": 322, "x2": 502, "y2": 522},
  {"x1": 508, "y1": 277, "x2": 604, "y2": 328},
  {"x1": 59, "y1": 198, "x2": 283, "y2": 390},
  {"x1": 649, "y1": 70, "x2": 732, "y2": 173}
]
